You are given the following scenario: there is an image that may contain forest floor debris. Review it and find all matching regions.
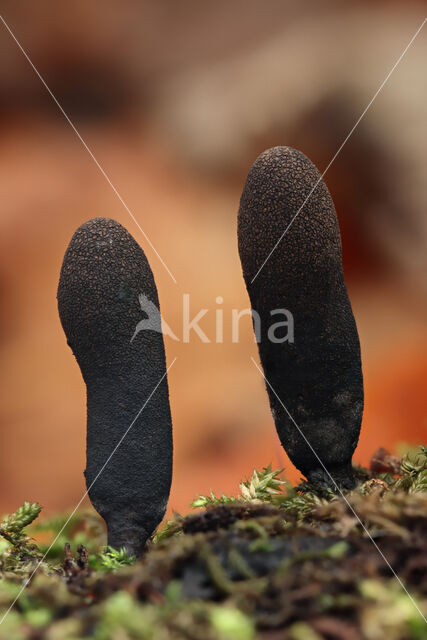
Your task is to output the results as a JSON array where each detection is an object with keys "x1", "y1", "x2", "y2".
[{"x1": 0, "y1": 446, "x2": 426, "y2": 639}]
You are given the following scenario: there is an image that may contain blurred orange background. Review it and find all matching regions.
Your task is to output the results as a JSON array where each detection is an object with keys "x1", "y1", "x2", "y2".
[{"x1": 0, "y1": 1, "x2": 425, "y2": 518}]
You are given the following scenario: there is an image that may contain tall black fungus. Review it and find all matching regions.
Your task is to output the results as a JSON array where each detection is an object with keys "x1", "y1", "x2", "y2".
[
  {"x1": 57, "y1": 218, "x2": 172, "y2": 557},
  {"x1": 238, "y1": 147, "x2": 363, "y2": 490}
]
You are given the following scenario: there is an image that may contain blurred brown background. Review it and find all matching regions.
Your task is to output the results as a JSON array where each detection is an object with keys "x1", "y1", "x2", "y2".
[{"x1": 0, "y1": 0, "x2": 425, "y2": 517}]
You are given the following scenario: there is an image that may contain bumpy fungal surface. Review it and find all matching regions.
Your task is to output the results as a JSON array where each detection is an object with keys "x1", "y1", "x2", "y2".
[
  {"x1": 58, "y1": 218, "x2": 172, "y2": 556},
  {"x1": 238, "y1": 147, "x2": 363, "y2": 489}
]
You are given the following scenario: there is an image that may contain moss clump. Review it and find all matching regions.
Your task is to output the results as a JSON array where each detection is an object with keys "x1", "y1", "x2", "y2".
[{"x1": 0, "y1": 446, "x2": 426, "y2": 639}]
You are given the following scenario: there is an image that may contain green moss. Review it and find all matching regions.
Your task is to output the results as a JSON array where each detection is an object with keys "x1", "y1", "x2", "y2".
[
  {"x1": 0, "y1": 502, "x2": 41, "y2": 550},
  {"x1": 95, "y1": 546, "x2": 134, "y2": 571},
  {"x1": 0, "y1": 446, "x2": 426, "y2": 639}
]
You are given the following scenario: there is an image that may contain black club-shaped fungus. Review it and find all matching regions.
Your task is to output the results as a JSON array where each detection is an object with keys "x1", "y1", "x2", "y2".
[
  {"x1": 238, "y1": 147, "x2": 363, "y2": 490},
  {"x1": 57, "y1": 218, "x2": 172, "y2": 557}
]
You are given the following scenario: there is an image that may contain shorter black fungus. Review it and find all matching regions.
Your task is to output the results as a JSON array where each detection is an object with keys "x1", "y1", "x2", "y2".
[{"x1": 58, "y1": 218, "x2": 173, "y2": 557}]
